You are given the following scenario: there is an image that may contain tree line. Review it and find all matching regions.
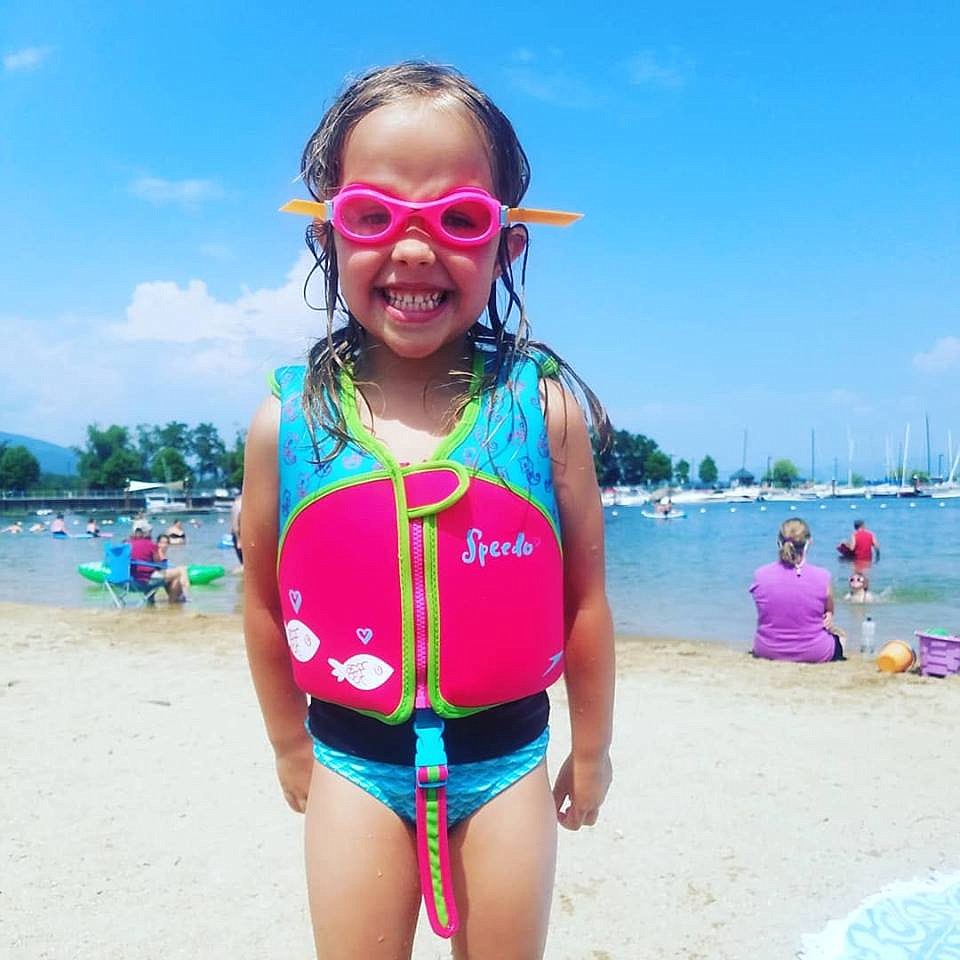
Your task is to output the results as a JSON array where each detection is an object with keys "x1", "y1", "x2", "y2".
[
  {"x1": 0, "y1": 422, "x2": 245, "y2": 493},
  {"x1": 593, "y1": 430, "x2": 719, "y2": 488},
  {"x1": 2, "y1": 421, "x2": 839, "y2": 495}
]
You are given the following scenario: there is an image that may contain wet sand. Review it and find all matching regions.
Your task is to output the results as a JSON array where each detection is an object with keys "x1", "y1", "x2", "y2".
[{"x1": 4, "y1": 602, "x2": 960, "y2": 959}]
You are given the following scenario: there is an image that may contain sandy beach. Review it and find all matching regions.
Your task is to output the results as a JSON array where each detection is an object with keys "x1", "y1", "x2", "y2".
[{"x1": 4, "y1": 602, "x2": 960, "y2": 959}]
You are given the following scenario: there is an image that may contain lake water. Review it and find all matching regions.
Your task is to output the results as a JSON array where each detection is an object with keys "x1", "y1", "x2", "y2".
[
  {"x1": 605, "y1": 496, "x2": 960, "y2": 651},
  {"x1": 2, "y1": 498, "x2": 958, "y2": 653}
]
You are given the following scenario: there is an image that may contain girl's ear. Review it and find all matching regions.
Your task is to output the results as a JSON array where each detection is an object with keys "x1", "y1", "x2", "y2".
[
  {"x1": 313, "y1": 219, "x2": 329, "y2": 249},
  {"x1": 505, "y1": 224, "x2": 527, "y2": 263},
  {"x1": 494, "y1": 225, "x2": 527, "y2": 278}
]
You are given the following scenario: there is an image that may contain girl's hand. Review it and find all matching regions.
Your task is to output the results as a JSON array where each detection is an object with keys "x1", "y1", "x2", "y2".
[
  {"x1": 552, "y1": 752, "x2": 613, "y2": 831},
  {"x1": 275, "y1": 737, "x2": 314, "y2": 813},
  {"x1": 823, "y1": 611, "x2": 835, "y2": 631}
]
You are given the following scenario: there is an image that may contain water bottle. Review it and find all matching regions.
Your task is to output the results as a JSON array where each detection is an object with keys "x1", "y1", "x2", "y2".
[{"x1": 860, "y1": 616, "x2": 876, "y2": 655}]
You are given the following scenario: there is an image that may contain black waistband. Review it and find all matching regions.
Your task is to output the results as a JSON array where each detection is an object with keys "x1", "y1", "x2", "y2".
[{"x1": 307, "y1": 692, "x2": 549, "y2": 765}]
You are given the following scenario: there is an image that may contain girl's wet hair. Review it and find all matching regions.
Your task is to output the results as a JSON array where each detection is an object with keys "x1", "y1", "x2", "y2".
[
  {"x1": 777, "y1": 518, "x2": 811, "y2": 567},
  {"x1": 296, "y1": 60, "x2": 610, "y2": 457}
]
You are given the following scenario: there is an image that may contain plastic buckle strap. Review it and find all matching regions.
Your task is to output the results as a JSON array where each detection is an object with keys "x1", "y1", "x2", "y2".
[{"x1": 413, "y1": 710, "x2": 458, "y2": 937}]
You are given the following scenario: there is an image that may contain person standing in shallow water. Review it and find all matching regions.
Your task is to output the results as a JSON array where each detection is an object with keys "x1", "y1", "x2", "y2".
[
  {"x1": 242, "y1": 61, "x2": 615, "y2": 959},
  {"x1": 750, "y1": 518, "x2": 846, "y2": 663},
  {"x1": 844, "y1": 518, "x2": 880, "y2": 568},
  {"x1": 229, "y1": 492, "x2": 242, "y2": 569}
]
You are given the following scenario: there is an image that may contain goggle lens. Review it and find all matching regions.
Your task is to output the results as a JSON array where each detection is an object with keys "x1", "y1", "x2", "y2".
[
  {"x1": 439, "y1": 199, "x2": 495, "y2": 240},
  {"x1": 339, "y1": 195, "x2": 394, "y2": 239}
]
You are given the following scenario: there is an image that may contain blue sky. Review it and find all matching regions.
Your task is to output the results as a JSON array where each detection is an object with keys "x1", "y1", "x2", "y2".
[{"x1": 2, "y1": 3, "x2": 958, "y2": 480}]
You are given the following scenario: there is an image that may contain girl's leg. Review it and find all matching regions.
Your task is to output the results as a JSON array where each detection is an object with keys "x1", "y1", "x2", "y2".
[
  {"x1": 304, "y1": 761, "x2": 422, "y2": 960},
  {"x1": 175, "y1": 567, "x2": 190, "y2": 601},
  {"x1": 162, "y1": 570, "x2": 186, "y2": 602},
  {"x1": 449, "y1": 762, "x2": 558, "y2": 960}
]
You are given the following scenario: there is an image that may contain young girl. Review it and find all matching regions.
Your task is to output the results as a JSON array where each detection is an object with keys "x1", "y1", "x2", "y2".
[
  {"x1": 243, "y1": 61, "x2": 615, "y2": 960},
  {"x1": 844, "y1": 570, "x2": 874, "y2": 603},
  {"x1": 154, "y1": 532, "x2": 191, "y2": 602}
]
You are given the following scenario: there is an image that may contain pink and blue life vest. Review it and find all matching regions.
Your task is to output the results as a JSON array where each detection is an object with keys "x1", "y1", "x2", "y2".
[{"x1": 272, "y1": 347, "x2": 564, "y2": 937}]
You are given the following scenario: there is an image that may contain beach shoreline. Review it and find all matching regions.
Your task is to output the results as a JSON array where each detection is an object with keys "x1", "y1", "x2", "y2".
[{"x1": 5, "y1": 602, "x2": 960, "y2": 959}]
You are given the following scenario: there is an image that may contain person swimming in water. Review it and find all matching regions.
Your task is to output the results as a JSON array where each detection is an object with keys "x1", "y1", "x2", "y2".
[{"x1": 843, "y1": 570, "x2": 874, "y2": 603}]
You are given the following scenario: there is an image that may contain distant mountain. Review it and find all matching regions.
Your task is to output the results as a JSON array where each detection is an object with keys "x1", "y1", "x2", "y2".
[{"x1": 0, "y1": 431, "x2": 78, "y2": 476}]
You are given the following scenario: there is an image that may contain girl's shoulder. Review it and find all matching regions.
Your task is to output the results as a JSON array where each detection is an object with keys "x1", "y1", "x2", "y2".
[{"x1": 269, "y1": 364, "x2": 307, "y2": 400}]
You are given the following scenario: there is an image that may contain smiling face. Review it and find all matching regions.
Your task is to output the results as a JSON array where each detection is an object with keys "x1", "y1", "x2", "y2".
[{"x1": 334, "y1": 98, "x2": 523, "y2": 363}]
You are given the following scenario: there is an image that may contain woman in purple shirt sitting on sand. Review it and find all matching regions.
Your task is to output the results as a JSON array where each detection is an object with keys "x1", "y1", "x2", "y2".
[{"x1": 750, "y1": 518, "x2": 846, "y2": 663}]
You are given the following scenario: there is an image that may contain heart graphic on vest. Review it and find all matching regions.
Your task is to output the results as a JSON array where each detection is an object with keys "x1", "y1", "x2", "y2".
[
  {"x1": 289, "y1": 589, "x2": 303, "y2": 613},
  {"x1": 356, "y1": 627, "x2": 373, "y2": 645}
]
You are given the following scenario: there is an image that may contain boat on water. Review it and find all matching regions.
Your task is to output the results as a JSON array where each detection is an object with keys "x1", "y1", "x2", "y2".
[
  {"x1": 640, "y1": 509, "x2": 686, "y2": 520},
  {"x1": 144, "y1": 491, "x2": 189, "y2": 513},
  {"x1": 601, "y1": 487, "x2": 649, "y2": 507},
  {"x1": 128, "y1": 479, "x2": 190, "y2": 514}
]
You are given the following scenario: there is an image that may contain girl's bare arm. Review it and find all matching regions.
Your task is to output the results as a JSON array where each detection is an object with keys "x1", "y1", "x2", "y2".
[
  {"x1": 242, "y1": 395, "x2": 313, "y2": 812},
  {"x1": 544, "y1": 378, "x2": 616, "y2": 830}
]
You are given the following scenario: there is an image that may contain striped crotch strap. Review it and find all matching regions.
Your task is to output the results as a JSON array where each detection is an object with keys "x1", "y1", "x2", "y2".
[{"x1": 413, "y1": 708, "x2": 458, "y2": 937}]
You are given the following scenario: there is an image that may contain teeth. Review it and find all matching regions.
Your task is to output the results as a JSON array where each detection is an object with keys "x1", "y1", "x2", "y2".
[{"x1": 383, "y1": 289, "x2": 445, "y2": 311}]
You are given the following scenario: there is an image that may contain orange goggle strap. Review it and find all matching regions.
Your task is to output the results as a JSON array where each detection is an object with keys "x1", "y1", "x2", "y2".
[{"x1": 279, "y1": 197, "x2": 582, "y2": 228}]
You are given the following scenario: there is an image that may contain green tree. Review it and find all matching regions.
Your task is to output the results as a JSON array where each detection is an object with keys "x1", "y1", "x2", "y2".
[
  {"x1": 613, "y1": 430, "x2": 660, "y2": 485},
  {"x1": 644, "y1": 449, "x2": 672, "y2": 484},
  {"x1": 0, "y1": 445, "x2": 41, "y2": 491},
  {"x1": 674, "y1": 458, "x2": 690, "y2": 485},
  {"x1": 136, "y1": 424, "x2": 163, "y2": 466},
  {"x1": 698, "y1": 455, "x2": 718, "y2": 485},
  {"x1": 77, "y1": 425, "x2": 143, "y2": 490},
  {"x1": 221, "y1": 430, "x2": 246, "y2": 490},
  {"x1": 157, "y1": 421, "x2": 192, "y2": 457},
  {"x1": 771, "y1": 458, "x2": 799, "y2": 487},
  {"x1": 100, "y1": 449, "x2": 143, "y2": 490},
  {"x1": 151, "y1": 447, "x2": 192, "y2": 484},
  {"x1": 191, "y1": 422, "x2": 226, "y2": 484},
  {"x1": 593, "y1": 434, "x2": 620, "y2": 486}
]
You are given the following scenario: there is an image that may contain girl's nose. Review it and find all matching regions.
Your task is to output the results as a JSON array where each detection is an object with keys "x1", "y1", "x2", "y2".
[{"x1": 390, "y1": 218, "x2": 436, "y2": 265}]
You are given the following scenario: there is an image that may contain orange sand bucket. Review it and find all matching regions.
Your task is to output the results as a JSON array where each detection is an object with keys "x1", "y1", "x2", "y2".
[{"x1": 876, "y1": 640, "x2": 916, "y2": 673}]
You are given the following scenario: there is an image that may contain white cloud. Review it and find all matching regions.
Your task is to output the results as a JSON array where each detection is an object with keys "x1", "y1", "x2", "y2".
[
  {"x1": 112, "y1": 251, "x2": 320, "y2": 347},
  {"x1": 624, "y1": 48, "x2": 694, "y2": 89},
  {"x1": 0, "y1": 254, "x2": 324, "y2": 444},
  {"x1": 198, "y1": 242, "x2": 234, "y2": 261},
  {"x1": 502, "y1": 49, "x2": 601, "y2": 109},
  {"x1": 3, "y1": 46, "x2": 52, "y2": 72},
  {"x1": 913, "y1": 336, "x2": 960, "y2": 373},
  {"x1": 510, "y1": 48, "x2": 536, "y2": 64},
  {"x1": 828, "y1": 389, "x2": 873, "y2": 417},
  {"x1": 503, "y1": 66, "x2": 599, "y2": 109},
  {"x1": 128, "y1": 176, "x2": 225, "y2": 206}
]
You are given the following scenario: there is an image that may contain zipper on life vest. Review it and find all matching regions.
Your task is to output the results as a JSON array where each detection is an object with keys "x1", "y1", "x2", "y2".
[
  {"x1": 410, "y1": 518, "x2": 429, "y2": 707},
  {"x1": 409, "y1": 516, "x2": 457, "y2": 936}
]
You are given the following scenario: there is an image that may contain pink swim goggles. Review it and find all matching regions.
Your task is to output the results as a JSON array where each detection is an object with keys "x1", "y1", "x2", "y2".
[{"x1": 280, "y1": 184, "x2": 582, "y2": 248}]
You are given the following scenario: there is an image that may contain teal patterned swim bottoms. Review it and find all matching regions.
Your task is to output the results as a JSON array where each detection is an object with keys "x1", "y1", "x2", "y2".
[{"x1": 309, "y1": 728, "x2": 550, "y2": 825}]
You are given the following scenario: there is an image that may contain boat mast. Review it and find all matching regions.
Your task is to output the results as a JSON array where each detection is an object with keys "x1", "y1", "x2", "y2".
[
  {"x1": 949, "y1": 448, "x2": 960, "y2": 486},
  {"x1": 810, "y1": 428, "x2": 815, "y2": 485},
  {"x1": 900, "y1": 423, "x2": 910, "y2": 492},
  {"x1": 847, "y1": 428, "x2": 854, "y2": 487},
  {"x1": 925, "y1": 413, "x2": 931, "y2": 478}
]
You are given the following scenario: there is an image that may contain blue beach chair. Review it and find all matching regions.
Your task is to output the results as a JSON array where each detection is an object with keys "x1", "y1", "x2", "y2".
[{"x1": 102, "y1": 543, "x2": 165, "y2": 608}]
